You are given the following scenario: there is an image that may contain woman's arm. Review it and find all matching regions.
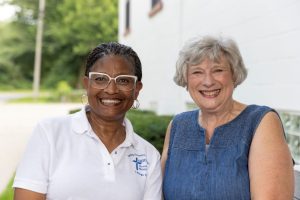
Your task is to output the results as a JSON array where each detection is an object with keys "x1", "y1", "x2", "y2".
[
  {"x1": 13, "y1": 122, "x2": 50, "y2": 200},
  {"x1": 143, "y1": 149, "x2": 163, "y2": 200},
  {"x1": 161, "y1": 121, "x2": 172, "y2": 176},
  {"x1": 14, "y1": 188, "x2": 46, "y2": 200},
  {"x1": 249, "y1": 111, "x2": 294, "y2": 200}
]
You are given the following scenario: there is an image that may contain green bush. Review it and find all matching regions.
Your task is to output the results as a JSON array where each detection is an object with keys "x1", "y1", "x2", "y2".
[
  {"x1": 126, "y1": 110, "x2": 173, "y2": 152},
  {"x1": 55, "y1": 81, "x2": 73, "y2": 102},
  {"x1": 0, "y1": 175, "x2": 14, "y2": 200}
]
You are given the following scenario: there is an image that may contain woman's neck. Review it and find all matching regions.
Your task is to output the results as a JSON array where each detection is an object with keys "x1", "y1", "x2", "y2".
[
  {"x1": 87, "y1": 111, "x2": 126, "y2": 153},
  {"x1": 199, "y1": 100, "x2": 246, "y2": 143}
]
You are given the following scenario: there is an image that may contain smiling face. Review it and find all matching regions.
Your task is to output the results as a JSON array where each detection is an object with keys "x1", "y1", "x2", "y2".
[
  {"x1": 187, "y1": 55, "x2": 235, "y2": 114},
  {"x1": 83, "y1": 55, "x2": 142, "y2": 122}
]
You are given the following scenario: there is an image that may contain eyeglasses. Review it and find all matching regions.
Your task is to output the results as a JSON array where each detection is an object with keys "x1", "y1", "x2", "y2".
[{"x1": 88, "y1": 72, "x2": 138, "y2": 91}]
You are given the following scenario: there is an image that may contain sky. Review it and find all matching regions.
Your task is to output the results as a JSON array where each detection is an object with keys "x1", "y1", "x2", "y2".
[{"x1": 0, "y1": 2, "x2": 17, "y2": 21}]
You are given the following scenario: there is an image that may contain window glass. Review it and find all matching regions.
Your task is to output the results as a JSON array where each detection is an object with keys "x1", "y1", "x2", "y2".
[
  {"x1": 151, "y1": 0, "x2": 160, "y2": 8},
  {"x1": 124, "y1": 0, "x2": 130, "y2": 35},
  {"x1": 149, "y1": 0, "x2": 163, "y2": 17},
  {"x1": 279, "y1": 111, "x2": 300, "y2": 164}
]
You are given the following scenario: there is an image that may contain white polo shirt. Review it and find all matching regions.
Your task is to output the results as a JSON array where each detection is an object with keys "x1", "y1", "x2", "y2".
[{"x1": 13, "y1": 107, "x2": 162, "y2": 200}]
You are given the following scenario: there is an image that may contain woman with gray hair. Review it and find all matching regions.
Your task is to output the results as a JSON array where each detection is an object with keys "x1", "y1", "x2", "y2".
[{"x1": 161, "y1": 35, "x2": 294, "y2": 199}]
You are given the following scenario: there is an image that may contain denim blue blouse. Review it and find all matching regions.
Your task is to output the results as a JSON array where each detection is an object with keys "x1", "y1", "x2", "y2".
[{"x1": 163, "y1": 105, "x2": 274, "y2": 200}]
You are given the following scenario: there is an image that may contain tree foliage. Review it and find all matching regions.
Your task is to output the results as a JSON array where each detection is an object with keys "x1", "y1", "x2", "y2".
[{"x1": 0, "y1": 0, "x2": 118, "y2": 89}]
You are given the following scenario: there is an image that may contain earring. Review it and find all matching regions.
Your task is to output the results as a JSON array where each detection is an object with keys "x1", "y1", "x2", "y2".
[
  {"x1": 131, "y1": 99, "x2": 140, "y2": 109},
  {"x1": 81, "y1": 94, "x2": 89, "y2": 105}
]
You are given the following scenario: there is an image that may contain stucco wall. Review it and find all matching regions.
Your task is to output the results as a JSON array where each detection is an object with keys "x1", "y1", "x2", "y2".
[{"x1": 119, "y1": 0, "x2": 300, "y2": 115}]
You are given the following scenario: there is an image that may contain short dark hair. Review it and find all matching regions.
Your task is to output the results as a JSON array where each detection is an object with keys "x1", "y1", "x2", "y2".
[{"x1": 85, "y1": 42, "x2": 142, "y2": 81}]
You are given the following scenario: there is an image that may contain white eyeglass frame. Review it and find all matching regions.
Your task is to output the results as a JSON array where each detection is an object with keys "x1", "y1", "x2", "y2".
[{"x1": 88, "y1": 72, "x2": 138, "y2": 91}]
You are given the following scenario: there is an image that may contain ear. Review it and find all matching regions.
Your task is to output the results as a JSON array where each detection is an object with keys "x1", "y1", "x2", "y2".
[
  {"x1": 134, "y1": 81, "x2": 143, "y2": 99},
  {"x1": 83, "y1": 76, "x2": 89, "y2": 90}
]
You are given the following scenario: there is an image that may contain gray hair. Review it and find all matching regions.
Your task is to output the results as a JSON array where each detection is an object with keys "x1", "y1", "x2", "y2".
[{"x1": 174, "y1": 35, "x2": 247, "y2": 88}]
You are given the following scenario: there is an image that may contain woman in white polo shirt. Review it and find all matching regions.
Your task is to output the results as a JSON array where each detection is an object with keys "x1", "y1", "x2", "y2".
[{"x1": 13, "y1": 42, "x2": 162, "y2": 200}]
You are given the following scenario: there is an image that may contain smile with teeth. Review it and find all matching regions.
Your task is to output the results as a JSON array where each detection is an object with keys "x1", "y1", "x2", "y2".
[
  {"x1": 100, "y1": 98, "x2": 121, "y2": 105},
  {"x1": 200, "y1": 89, "x2": 221, "y2": 98}
]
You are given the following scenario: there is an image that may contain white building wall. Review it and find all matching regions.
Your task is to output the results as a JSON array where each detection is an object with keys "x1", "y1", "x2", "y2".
[{"x1": 119, "y1": 0, "x2": 300, "y2": 115}]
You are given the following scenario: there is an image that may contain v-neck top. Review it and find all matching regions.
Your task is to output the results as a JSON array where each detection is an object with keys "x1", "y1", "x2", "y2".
[{"x1": 163, "y1": 104, "x2": 274, "y2": 200}]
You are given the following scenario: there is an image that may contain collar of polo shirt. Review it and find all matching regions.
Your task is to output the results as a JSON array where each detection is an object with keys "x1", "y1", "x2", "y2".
[{"x1": 71, "y1": 106, "x2": 138, "y2": 148}]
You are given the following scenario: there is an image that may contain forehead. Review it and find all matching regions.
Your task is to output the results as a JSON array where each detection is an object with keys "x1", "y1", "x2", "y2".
[
  {"x1": 91, "y1": 55, "x2": 135, "y2": 74},
  {"x1": 189, "y1": 55, "x2": 230, "y2": 68}
]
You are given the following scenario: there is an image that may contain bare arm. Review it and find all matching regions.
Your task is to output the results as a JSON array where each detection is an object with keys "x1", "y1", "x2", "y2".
[
  {"x1": 14, "y1": 188, "x2": 46, "y2": 200},
  {"x1": 161, "y1": 121, "x2": 172, "y2": 176},
  {"x1": 249, "y1": 112, "x2": 294, "y2": 200}
]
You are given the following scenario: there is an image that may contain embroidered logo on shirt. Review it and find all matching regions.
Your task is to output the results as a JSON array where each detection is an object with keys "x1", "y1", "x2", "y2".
[{"x1": 128, "y1": 153, "x2": 148, "y2": 176}]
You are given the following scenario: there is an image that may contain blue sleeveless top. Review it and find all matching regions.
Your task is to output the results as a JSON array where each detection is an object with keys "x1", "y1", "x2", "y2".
[{"x1": 163, "y1": 105, "x2": 274, "y2": 200}]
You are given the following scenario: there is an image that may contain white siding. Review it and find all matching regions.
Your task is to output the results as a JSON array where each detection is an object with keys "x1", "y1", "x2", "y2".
[{"x1": 119, "y1": 0, "x2": 300, "y2": 115}]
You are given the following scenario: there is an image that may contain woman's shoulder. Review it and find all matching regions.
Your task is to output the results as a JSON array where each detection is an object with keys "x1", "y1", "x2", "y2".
[
  {"x1": 130, "y1": 132, "x2": 161, "y2": 164},
  {"x1": 38, "y1": 107, "x2": 86, "y2": 129},
  {"x1": 173, "y1": 109, "x2": 198, "y2": 121},
  {"x1": 133, "y1": 133, "x2": 160, "y2": 152},
  {"x1": 235, "y1": 104, "x2": 279, "y2": 135},
  {"x1": 37, "y1": 113, "x2": 73, "y2": 129},
  {"x1": 124, "y1": 118, "x2": 160, "y2": 156},
  {"x1": 246, "y1": 104, "x2": 273, "y2": 112},
  {"x1": 32, "y1": 110, "x2": 83, "y2": 141},
  {"x1": 241, "y1": 104, "x2": 276, "y2": 121}
]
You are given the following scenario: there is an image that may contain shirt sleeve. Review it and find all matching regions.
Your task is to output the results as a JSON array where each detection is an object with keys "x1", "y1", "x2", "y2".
[
  {"x1": 143, "y1": 149, "x2": 163, "y2": 200},
  {"x1": 13, "y1": 122, "x2": 50, "y2": 194}
]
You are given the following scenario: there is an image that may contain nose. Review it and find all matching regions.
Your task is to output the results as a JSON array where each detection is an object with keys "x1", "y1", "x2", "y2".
[
  {"x1": 202, "y1": 73, "x2": 215, "y2": 87},
  {"x1": 104, "y1": 79, "x2": 119, "y2": 93}
]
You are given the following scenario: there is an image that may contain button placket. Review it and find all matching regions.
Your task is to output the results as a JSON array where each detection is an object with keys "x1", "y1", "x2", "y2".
[
  {"x1": 111, "y1": 147, "x2": 126, "y2": 166},
  {"x1": 92, "y1": 132, "x2": 116, "y2": 181},
  {"x1": 104, "y1": 156, "x2": 115, "y2": 182}
]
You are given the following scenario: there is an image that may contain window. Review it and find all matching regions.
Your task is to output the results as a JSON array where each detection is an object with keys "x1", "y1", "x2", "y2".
[
  {"x1": 279, "y1": 110, "x2": 300, "y2": 164},
  {"x1": 149, "y1": 0, "x2": 163, "y2": 17},
  {"x1": 124, "y1": 0, "x2": 130, "y2": 36},
  {"x1": 151, "y1": 0, "x2": 160, "y2": 7}
]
